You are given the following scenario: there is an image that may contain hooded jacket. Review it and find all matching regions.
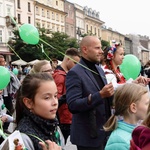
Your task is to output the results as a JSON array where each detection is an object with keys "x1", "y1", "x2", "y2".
[{"x1": 130, "y1": 125, "x2": 150, "y2": 150}]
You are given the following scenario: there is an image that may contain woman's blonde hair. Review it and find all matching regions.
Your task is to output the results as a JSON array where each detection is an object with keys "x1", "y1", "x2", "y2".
[
  {"x1": 29, "y1": 60, "x2": 50, "y2": 74},
  {"x1": 103, "y1": 83, "x2": 148, "y2": 131}
]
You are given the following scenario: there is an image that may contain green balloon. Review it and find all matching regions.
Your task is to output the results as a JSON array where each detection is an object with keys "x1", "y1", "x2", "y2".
[
  {"x1": 19, "y1": 24, "x2": 39, "y2": 45},
  {"x1": 13, "y1": 68, "x2": 18, "y2": 75},
  {"x1": 120, "y1": 54, "x2": 141, "y2": 80},
  {"x1": 0, "y1": 66, "x2": 10, "y2": 90}
]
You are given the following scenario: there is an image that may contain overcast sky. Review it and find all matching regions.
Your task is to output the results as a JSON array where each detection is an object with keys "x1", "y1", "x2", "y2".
[{"x1": 67, "y1": 0, "x2": 150, "y2": 37}]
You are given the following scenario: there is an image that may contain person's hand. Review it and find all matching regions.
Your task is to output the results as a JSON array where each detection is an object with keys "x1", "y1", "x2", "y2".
[
  {"x1": 133, "y1": 76, "x2": 149, "y2": 86},
  {"x1": 99, "y1": 82, "x2": 114, "y2": 98},
  {"x1": 39, "y1": 140, "x2": 61, "y2": 150},
  {"x1": 1, "y1": 116, "x2": 8, "y2": 123}
]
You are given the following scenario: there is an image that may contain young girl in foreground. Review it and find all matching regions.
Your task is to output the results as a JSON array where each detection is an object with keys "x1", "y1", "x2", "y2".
[
  {"x1": 15, "y1": 73, "x2": 61, "y2": 150},
  {"x1": 104, "y1": 83, "x2": 149, "y2": 150}
]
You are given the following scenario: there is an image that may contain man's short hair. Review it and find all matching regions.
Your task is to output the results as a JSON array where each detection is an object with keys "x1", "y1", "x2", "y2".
[{"x1": 65, "y1": 48, "x2": 81, "y2": 57}]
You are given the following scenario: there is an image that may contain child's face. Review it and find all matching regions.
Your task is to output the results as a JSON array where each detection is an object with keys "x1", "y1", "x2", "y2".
[
  {"x1": 135, "y1": 93, "x2": 150, "y2": 121},
  {"x1": 30, "y1": 81, "x2": 58, "y2": 120},
  {"x1": 112, "y1": 47, "x2": 124, "y2": 66}
]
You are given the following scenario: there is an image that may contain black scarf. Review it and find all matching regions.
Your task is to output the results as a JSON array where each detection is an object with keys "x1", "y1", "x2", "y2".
[{"x1": 17, "y1": 109, "x2": 60, "y2": 150}]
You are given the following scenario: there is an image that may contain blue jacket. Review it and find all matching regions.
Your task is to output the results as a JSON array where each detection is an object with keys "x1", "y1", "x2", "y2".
[
  {"x1": 105, "y1": 121, "x2": 136, "y2": 150},
  {"x1": 66, "y1": 58, "x2": 112, "y2": 147}
]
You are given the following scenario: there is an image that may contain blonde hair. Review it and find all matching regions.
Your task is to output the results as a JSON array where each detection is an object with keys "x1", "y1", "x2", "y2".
[
  {"x1": 29, "y1": 60, "x2": 50, "y2": 74},
  {"x1": 104, "y1": 83, "x2": 148, "y2": 131}
]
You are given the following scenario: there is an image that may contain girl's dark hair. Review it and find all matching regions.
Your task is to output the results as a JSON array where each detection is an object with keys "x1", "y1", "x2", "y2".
[
  {"x1": 103, "y1": 45, "x2": 123, "y2": 82},
  {"x1": 15, "y1": 73, "x2": 54, "y2": 125}
]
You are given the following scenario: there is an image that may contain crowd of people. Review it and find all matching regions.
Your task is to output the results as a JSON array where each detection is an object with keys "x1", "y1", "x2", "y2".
[{"x1": 0, "y1": 35, "x2": 150, "y2": 150}]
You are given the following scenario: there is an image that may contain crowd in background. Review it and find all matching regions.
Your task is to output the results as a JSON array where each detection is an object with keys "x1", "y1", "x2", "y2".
[{"x1": 0, "y1": 36, "x2": 150, "y2": 150}]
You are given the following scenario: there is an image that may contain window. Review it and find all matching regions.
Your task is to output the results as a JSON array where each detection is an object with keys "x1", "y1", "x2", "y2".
[
  {"x1": 61, "y1": 15, "x2": 63, "y2": 23},
  {"x1": 95, "y1": 27, "x2": 96, "y2": 35},
  {"x1": 28, "y1": 2, "x2": 31, "y2": 12},
  {"x1": 7, "y1": 6, "x2": 11, "y2": 16},
  {"x1": 47, "y1": 11, "x2": 50, "y2": 18},
  {"x1": 17, "y1": 0, "x2": 20, "y2": 9},
  {"x1": 28, "y1": 16, "x2": 31, "y2": 23},
  {"x1": 86, "y1": 24, "x2": 88, "y2": 33},
  {"x1": 36, "y1": 7, "x2": 39, "y2": 15},
  {"x1": 52, "y1": 12, "x2": 55, "y2": 20},
  {"x1": 42, "y1": 23, "x2": 45, "y2": 28},
  {"x1": 17, "y1": 14, "x2": 21, "y2": 23},
  {"x1": 52, "y1": 24, "x2": 55, "y2": 31},
  {"x1": 98, "y1": 29, "x2": 100, "y2": 37},
  {"x1": 56, "y1": 1, "x2": 58, "y2": 6},
  {"x1": 42, "y1": 9, "x2": 45, "y2": 17},
  {"x1": 57, "y1": 26, "x2": 59, "y2": 32},
  {"x1": 8, "y1": 31, "x2": 12, "y2": 36},
  {"x1": 56, "y1": 14, "x2": 59, "y2": 21},
  {"x1": 0, "y1": 30, "x2": 2, "y2": 43},
  {"x1": 0, "y1": 4, "x2": 2, "y2": 16}
]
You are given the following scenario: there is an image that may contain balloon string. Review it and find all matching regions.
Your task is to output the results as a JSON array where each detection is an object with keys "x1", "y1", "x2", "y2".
[
  {"x1": 7, "y1": 44, "x2": 22, "y2": 60},
  {"x1": 0, "y1": 120, "x2": 7, "y2": 139},
  {"x1": 9, "y1": 14, "x2": 20, "y2": 31},
  {"x1": 8, "y1": 14, "x2": 107, "y2": 80}
]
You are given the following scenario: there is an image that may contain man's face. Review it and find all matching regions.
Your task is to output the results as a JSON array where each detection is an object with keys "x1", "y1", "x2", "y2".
[
  {"x1": 0, "y1": 58, "x2": 5, "y2": 66},
  {"x1": 67, "y1": 56, "x2": 80, "y2": 70},
  {"x1": 86, "y1": 38, "x2": 103, "y2": 63}
]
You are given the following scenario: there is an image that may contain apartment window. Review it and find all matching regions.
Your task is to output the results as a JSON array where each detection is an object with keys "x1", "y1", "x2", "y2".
[
  {"x1": 47, "y1": 11, "x2": 50, "y2": 18},
  {"x1": 0, "y1": 30, "x2": 2, "y2": 42},
  {"x1": 91, "y1": 26, "x2": 92, "y2": 33},
  {"x1": 61, "y1": 26, "x2": 63, "y2": 32},
  {"x1": 61, "y1": 15, "x2": 63, "y2": 23},
  {"x1": 56, "y1": 1, "x2": 58, "y2": 6},
  {"x1": 28, "y1": 16, "x2": 31, "y2": 23},
  {"x1": 17, "y1": 0, "x2": 20, "y2": 9},
  {"x1": 66, "y1": 25, "x2": 69, "y2": 34},
  {"x1": 42, "y1": 23, "x2": 45, "y2": 28},
  {"x1": 7, "y1": 6, "x2": 11, "y2": 16},
  {"x1": 42, "y1": 9, "x2": 45, "y2": 17},
  {"x1": 98, "y1": 29, "x2": 100, "y2": 37},
  {"x1": 57, "y1": 26, "x2": 59, "y2": 32},
  {"x1": 86, "y1": 24, "x2": 88, "y2": 33},
  {"x1": 56, "y1": 14, "x2": 59, "y2": 21},
  {"x1": 52, "y1": 24, "x2": 55, "y2": 31},
  {"x1": 52, "y1": 12, "x2": 55, "y2": 20},
  {"x1": 71, "y1": 26, "x2": 73, "y2": 36},
  {"x1": 0, "y1": 4, "x2": 2, "y2": 16},
  {"x1": 17, "y1": 14, "x2": 21, "y2": 23},
  {"x1": 36, "y1": 7, "x2": 39, "y2": 15},
  {"x1": 8, "y1": 31, "x2": 12, "y2": 36},
  {"x1": 95, "y1": 27, "x2": 96, "y2": 35},
  {"x1": 28, "y1": 2, "x2": 31, "y2": 12}
]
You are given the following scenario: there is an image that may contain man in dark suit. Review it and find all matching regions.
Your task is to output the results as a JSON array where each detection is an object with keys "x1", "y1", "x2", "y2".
[{"x1": 66, "y1": 36, "x2": 114, "y2": 150}]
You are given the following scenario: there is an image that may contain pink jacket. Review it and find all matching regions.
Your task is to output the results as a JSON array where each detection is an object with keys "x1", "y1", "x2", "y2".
[{"x1": 130, "y1": 125, "x2": 150, "y2": 150}]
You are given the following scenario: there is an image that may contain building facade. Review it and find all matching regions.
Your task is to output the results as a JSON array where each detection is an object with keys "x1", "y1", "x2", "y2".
[
  {"x1": 0, "y1": 0, "x2": 15, "y2": 61},
  {"x1": 35, "y1": 0, "x2": 66, "y2": 33}
]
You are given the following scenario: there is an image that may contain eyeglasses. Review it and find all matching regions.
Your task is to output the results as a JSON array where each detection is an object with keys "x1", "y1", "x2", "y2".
[{"x1": 42, "y1": 69, "x2": 53, "y2": 73}]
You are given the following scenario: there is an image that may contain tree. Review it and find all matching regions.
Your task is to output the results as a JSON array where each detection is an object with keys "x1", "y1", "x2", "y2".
[
  {"x1": 101, "y1": 40, "x2": 110, "y2": 50},
  {"x1": 9, "y1": 28, "x2": 79, "y2": 62}
]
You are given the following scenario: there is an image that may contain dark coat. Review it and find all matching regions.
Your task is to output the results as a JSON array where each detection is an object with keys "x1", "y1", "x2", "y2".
[{"x1": 66, "y1": 58, "x2": 112, "y2": 147}]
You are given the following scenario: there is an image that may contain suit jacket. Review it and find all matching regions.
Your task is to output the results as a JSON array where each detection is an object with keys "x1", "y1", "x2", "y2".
[{"x1": 66, "y1": 58, "x2": 112, "y2": 147}]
